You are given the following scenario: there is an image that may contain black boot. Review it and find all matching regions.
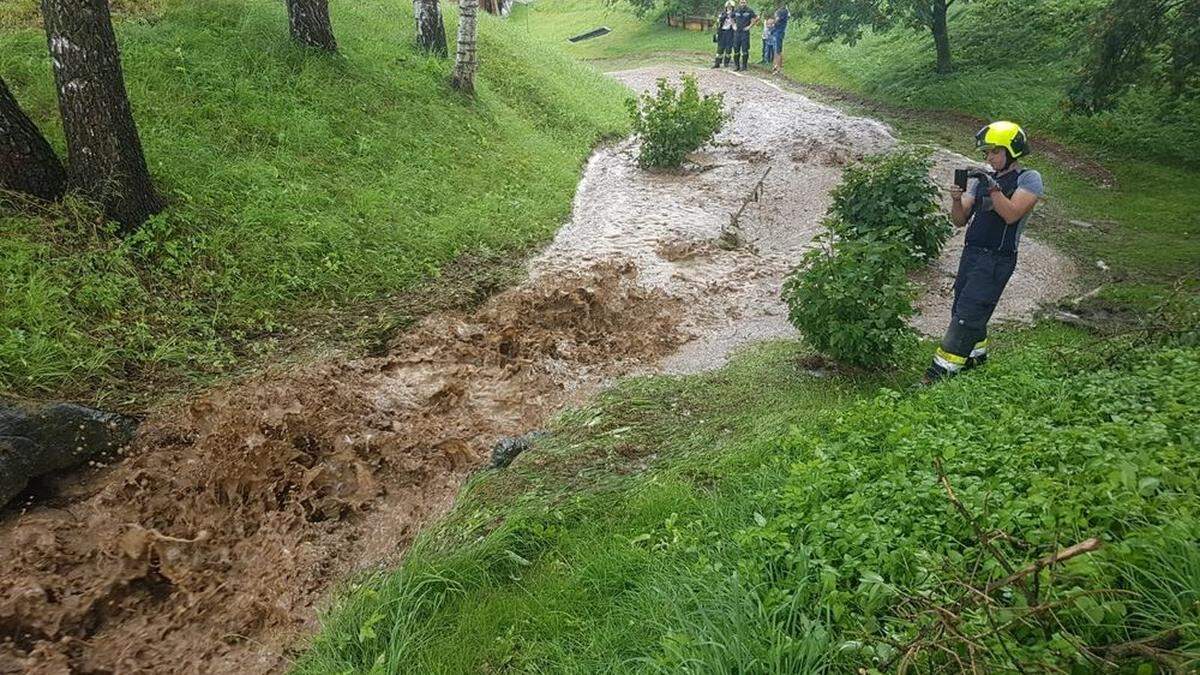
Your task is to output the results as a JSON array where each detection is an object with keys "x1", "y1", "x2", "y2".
[
  {"x1": 733, "y1": 54, "x2": 742, "y2": 70},
  {"x1": 712, "y1": 55, "x2": 722, "y2": 68},
  {"x1": 738, "y1": 53, "x2": 748, "y2": 70},
  {"x1": 723, "y1": 54, "x2": 731, "y2": 67}
]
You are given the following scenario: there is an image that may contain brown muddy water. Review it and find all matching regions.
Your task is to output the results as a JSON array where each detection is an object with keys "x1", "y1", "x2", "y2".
[{"x1": 0, "y1": 66, "x2": 1075, "y2": 674}]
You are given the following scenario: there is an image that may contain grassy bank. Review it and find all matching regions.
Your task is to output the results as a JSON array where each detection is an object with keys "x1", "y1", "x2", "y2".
[
  {"x1": 300, "y1": 329, "x2": 1200, "y2": 672},
  {"x1": 518, "y1": 0, "x2": 1200, "y2": 170},
  {"x1": 0, "y1": 0, "x2": 627, "y2": 404}
]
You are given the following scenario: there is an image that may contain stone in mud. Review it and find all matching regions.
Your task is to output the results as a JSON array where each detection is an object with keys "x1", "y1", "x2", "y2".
[
  {"x1": 0, "y1": 400, "x2": 138, "y2": 508},
  {"x1": 488, "y1": 431, "x2": 546, "y2": 469}
]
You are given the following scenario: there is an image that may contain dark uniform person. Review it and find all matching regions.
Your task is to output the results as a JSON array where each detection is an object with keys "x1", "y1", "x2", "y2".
[
  {"x1": 924, "y1": 121, "x2": 1045, "y2": 384},
  {"x1": 730, "y1": 0, "x2": 758, "y2": 71},
  {"x1": 713, "y1": 1, "x2": 736, "y2": 68}
]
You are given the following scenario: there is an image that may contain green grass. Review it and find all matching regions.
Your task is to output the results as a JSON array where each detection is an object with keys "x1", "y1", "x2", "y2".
[
  {"x1": 0, "y1": 0, "x2": 628, "y2": 403},
  {"x1": 298, "y1": 330, "x2": 1200, "y2": 673}
]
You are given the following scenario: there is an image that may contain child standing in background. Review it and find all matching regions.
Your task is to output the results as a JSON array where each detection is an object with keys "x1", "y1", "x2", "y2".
[{"x1": 760, "y1": 17, "x2": 776, "y2": 66}]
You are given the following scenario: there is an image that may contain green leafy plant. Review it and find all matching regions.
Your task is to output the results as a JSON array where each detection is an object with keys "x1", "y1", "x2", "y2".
[
  {"x1": 626, "y1": 74, "x2": 725, "y2": 169},
  {"x1": 781, "y1": 236, "x2": 917, "y2": 369},
  {"x1": 782, "y1": 148, "x2": 950, "y2": 369},
  {"x1": 827, "y1": 148, "x2": 951, "y2": 266}
]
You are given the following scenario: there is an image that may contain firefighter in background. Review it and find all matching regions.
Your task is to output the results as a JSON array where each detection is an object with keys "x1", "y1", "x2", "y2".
[
  {"x1": 730, "y1": 0, "x2": 758, "y2": 71},
  {"x1": 712, "y1": 1, "x2": 736, "y2": 68},
  {"x1": 924, "y1": 121, "x2": 1045, "y2": 384}
]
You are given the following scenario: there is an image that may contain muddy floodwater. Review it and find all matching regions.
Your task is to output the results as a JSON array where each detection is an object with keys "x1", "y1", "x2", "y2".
[{"x1": 0, "y1": 66, "x2": 1074, "y2": 674}]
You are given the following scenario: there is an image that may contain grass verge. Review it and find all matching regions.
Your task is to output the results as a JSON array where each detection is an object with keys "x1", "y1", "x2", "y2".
[
  {"x1": 0, "y1": 0, "x2": 628, "y2": 406},
  {"x1": 299, "y1": 329, "x2": 1200, "y2": 672}
]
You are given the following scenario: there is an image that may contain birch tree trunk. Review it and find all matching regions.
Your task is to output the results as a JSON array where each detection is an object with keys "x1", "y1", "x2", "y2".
[
  {"x1": 414, "y1": 0, "x2": 448, "y2": 57},
  {"x1": 41, "y1": 0, "x2": 162, "y2": 230},
  {"x1": 450, "y1": 0, "x2": 478, "y2": 94},
  {"x1": 286, "y1": 0, "x2": 337, "y2": 51},
  {"x1": 0, "y1": 76, "x2": 66, "y2": 201}
]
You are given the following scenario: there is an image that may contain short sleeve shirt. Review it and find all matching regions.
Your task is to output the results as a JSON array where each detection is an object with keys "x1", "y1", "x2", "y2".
[{"x1": 965, "y1": 168, "x2": 1044, "y2": 253}]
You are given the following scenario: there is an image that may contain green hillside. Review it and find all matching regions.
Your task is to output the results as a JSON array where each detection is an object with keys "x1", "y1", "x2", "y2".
[{"x1": 0, "y1": 0, "x2": 627, "y2": 403}]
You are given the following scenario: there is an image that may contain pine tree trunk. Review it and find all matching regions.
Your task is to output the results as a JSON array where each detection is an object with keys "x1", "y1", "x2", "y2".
[
  {"x1": 450, "y1": 0, "x2": 478, "y2": 94},
  {"x1": 0, "y1": 76, "x2": 66, "y2": 201},
  {"x1": 414, "y1": 0, "x2": 448, "y2": 57},
  {"x1": 286, "y1": 0, "x2": 337, "y2": 51},
  {"x1": 930, "y1": 0, "x2": 953, "y2": 74},
  {"x1": 41, "y1": 0, "x2": 162, "y2": 230}
]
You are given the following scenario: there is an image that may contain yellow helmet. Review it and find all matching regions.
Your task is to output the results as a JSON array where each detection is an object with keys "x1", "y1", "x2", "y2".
[{"x1": 975, "y1": 121, "x2": 1029, "y2": 160}]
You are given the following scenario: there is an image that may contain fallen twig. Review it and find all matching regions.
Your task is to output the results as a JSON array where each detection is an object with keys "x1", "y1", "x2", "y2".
[
  {"x1": 982, "y1": 538, "x2": 1103, "y2": 596},
  {"x1": 720, "y1": 165, "x2": 772, "y2": 250}
]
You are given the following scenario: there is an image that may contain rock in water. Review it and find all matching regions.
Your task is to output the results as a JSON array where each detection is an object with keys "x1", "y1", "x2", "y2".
[
  {"x1": 0, "y1": 400, "x2": 138, "y2": 508},
  {"x1": 488, "y1": 431, "x2": 546, "y2": 469}
]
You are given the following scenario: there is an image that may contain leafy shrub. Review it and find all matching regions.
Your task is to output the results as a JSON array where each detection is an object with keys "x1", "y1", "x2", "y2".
[
  {"x1": 626, "y1": 74, "x2": 725, "y2": 169},
  {"x1": 826, "y1": 148, "x2": 951, "y2": 266},
  {"x1": 781, "y1": 237, "x2": 916, "y2": 369},
  {"x1": 782, "y1": 148, "x2": 950, "y2": 369}
]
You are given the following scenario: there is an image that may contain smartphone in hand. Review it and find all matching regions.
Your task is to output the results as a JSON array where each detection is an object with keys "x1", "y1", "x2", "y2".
[{"x1": 954, "y1": 169, "x2": 969, "y2": 190}]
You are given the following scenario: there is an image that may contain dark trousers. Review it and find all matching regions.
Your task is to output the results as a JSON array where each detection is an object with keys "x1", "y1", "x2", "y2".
[
  {"x1": 941, "y1": 245, "x2": 1017, "y2": 357},
  {"x1": 733, "y1": 30, "x2": 750, "y2": 58},
  {"x1": 715, "y1": 30, "x2": 734, "y2": 62}
]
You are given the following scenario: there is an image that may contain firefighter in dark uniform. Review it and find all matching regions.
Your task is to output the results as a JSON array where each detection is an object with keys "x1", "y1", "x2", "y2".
[
  {"x1": 730, "y1": 0, "x2": 758, "y2": 71},
  {"x1": 713, "y1": 1, "x2": 736, "y2": 68},
  {"x1": 923, "y1": 121, "x2": 1045, "y2": 384}
]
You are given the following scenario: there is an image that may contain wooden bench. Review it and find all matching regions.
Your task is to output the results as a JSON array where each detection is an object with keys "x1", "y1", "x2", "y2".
[{"x1": 665, "y1": 14, "x2": 715, "y2": 31}]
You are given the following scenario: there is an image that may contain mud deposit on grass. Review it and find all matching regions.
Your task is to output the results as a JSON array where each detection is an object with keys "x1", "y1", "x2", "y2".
[{"x1": 1, "y1": 66, "x2": 1074, "y2": 674}]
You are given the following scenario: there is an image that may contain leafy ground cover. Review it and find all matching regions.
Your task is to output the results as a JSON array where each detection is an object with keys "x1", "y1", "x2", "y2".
[
  {"x1": 0, "y1": 0, "x2": 628, "y2": 404},
  {"x1": 299, "y1": 328, "x2": 1200, "y2": 672}
]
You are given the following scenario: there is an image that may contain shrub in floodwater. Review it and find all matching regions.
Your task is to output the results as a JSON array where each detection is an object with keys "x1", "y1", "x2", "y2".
[
  {"x1": 826, "y1": 148, "x2": 952, "y2": 266},
  {"x1": 626, "y1": 74, "x2": 725, "y2": 169},
  {"x1": 782, "y1": 147, "x2": 950, "y2": 369},
  {"x1": 782, "y1": 236, "x2": 917, "y2": 369}
]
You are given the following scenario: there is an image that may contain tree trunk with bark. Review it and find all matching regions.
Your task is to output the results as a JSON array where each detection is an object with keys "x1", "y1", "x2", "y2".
[
  {"x1": 0, "y1": 76, "x2": 66, "y2": 201},
  {"x1": 414, "y1": 0, "x2": 448, "y2": 57},
  {"x1": 451, "y1": 0, "x2": 478, "y2": 94},
  {"x1": 41, "y1": 0, "x2": 162, "y2": 230},
  {"x1": 286, "y1": 0, "x2": 337, "y2": 51},
  {"x1": 930, "y1": 0, "x2": 953, "y2": 74}
]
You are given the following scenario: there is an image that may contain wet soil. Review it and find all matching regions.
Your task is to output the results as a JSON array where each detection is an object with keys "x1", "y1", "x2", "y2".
[{"x1": 0, "y1": 66, "x2": 1076, "y2": 674}]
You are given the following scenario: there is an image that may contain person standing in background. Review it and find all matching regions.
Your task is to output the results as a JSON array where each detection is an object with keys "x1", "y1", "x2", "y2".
[
  {"x1": 712, "y1": 1, "x2": 736, "y2": 68},
  {"x1": 761, "y1": 16, "x2": 777, "y2": 65},
  {"x1": 730, "y1": 0, "x2": 758, "y2": 71},
  {"x1": 770, "y1": 0, "x2": 789, "y2": 75}
]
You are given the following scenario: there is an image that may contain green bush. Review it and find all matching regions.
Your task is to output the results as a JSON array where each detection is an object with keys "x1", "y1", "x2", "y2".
[
  {"x1": 626, "y1": 74, "x2": 725, "y2": 169},
  {"x1": 782, "y1": 148, "x2": 950, "y2": 369},
  {"x1": 781, "y1": 237, "x2": 916, "y2": 369},
  {"x1": 827, "y1": 148, "x2": 951, "y2": 266}
]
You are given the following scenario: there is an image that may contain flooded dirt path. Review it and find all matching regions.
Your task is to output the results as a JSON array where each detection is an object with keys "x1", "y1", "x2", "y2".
[{"x1": 0, "y1": 66, "x2": 1074, "y2": 674}]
